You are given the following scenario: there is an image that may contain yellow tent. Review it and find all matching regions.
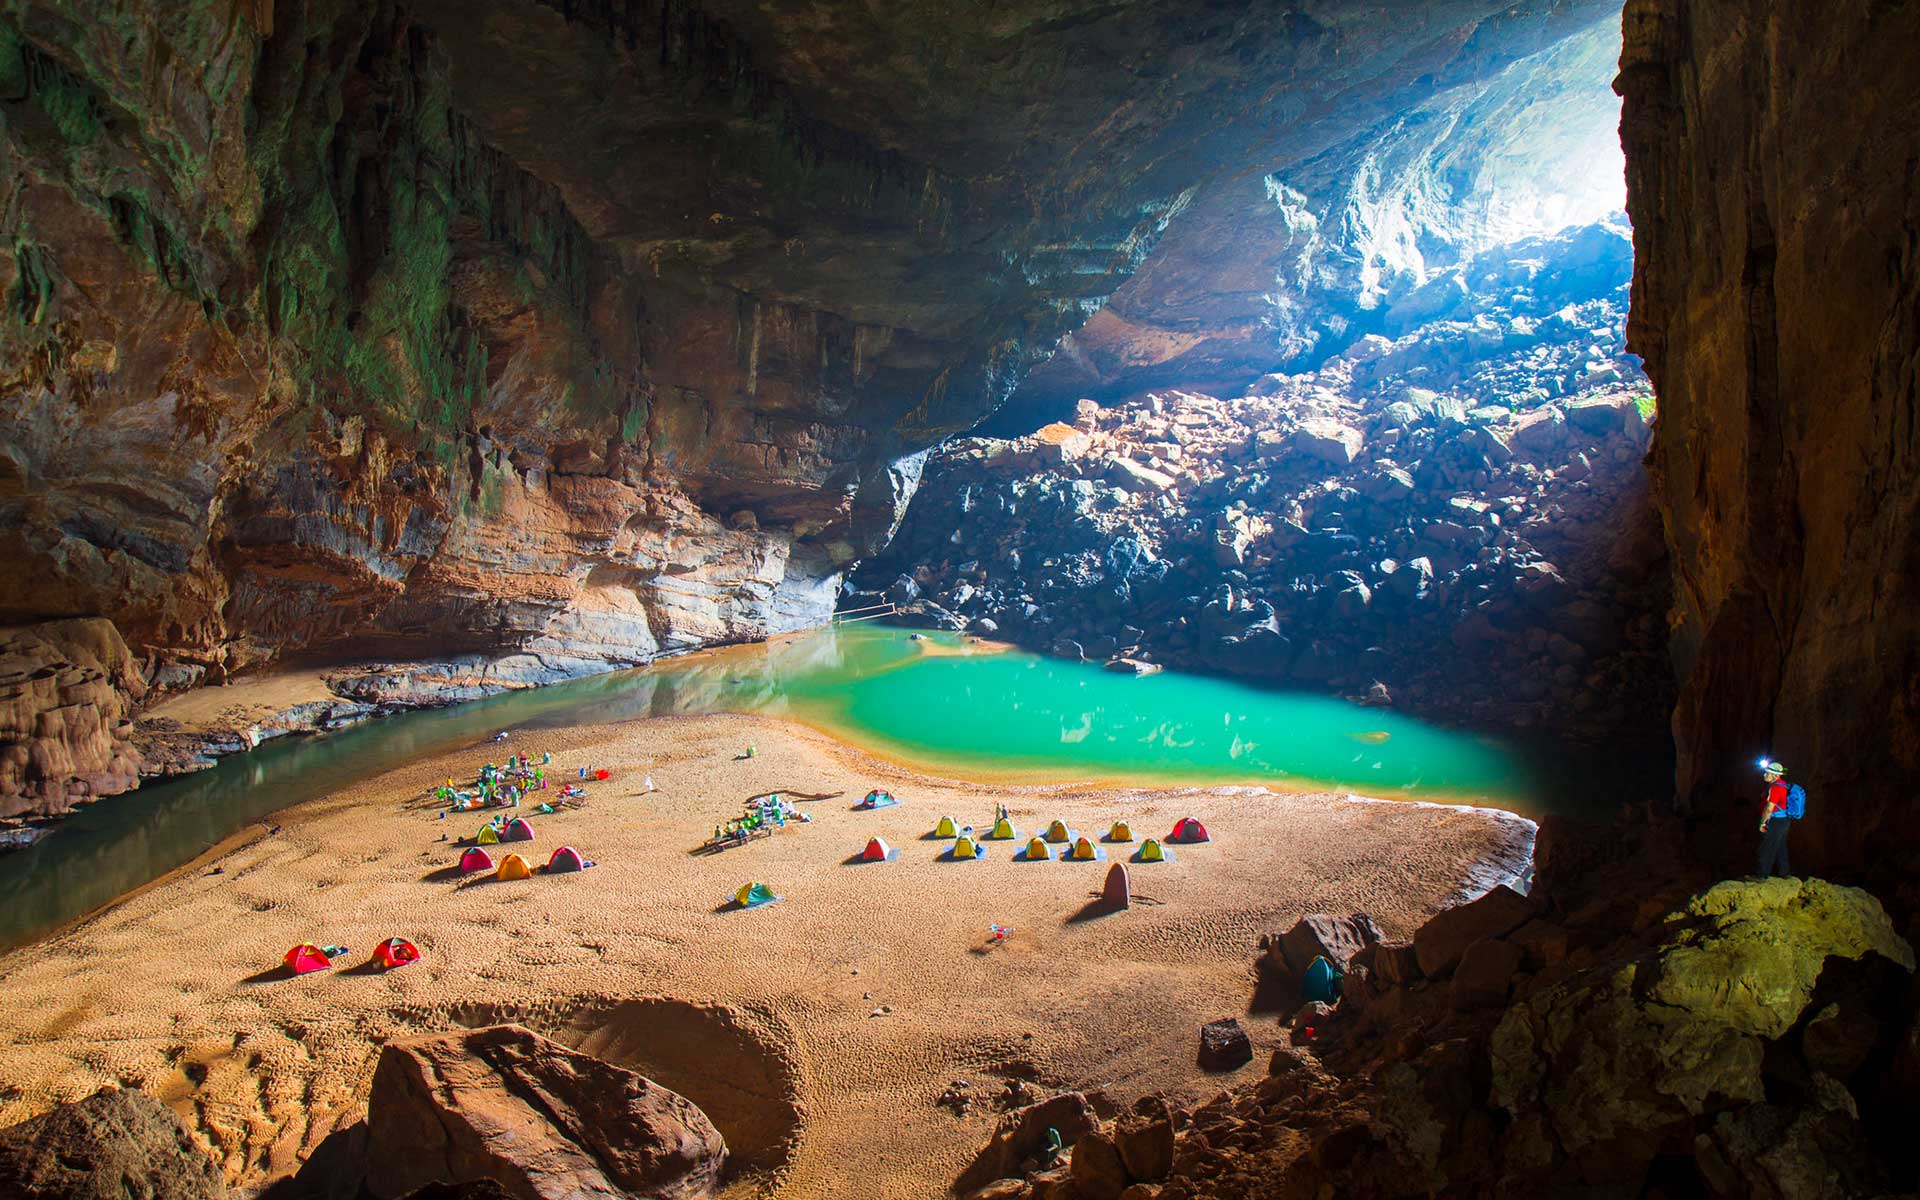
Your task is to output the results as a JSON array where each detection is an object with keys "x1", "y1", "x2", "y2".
[
  {"x1": 933, "y1": 816, "x2": 958, "y2": 838},
  {"x1": 734, "y1": 881, "x2": 779, "y2": 908},
  {"x1": 1106, "y1": 820, "x2": 1134, "y2": 842},
  {"x1": 1043, "y1": 820, "x2": 1072, "y2": 843},
  {"x1": 1020, "y1": 837, "x2": 1051, "y2": 861},
  {"x1": 476, "y1": 824, "x2": 501, "y2": 845},
  {"x1": 1137, "y1": 838, "x2": 1168, "y2": 863},
  {"x1": 495, "y1": 853, "x2": 533, "y2": 881},
  {"x1": 1070, "y1": 836, "x2": 1099, "y2": 861},
  {"x1": 986, "y1": 817, "x2": 1016, "y2": 840},
  {"x1": 952, "y1": 835, "x2": 983, "y2": 860}
]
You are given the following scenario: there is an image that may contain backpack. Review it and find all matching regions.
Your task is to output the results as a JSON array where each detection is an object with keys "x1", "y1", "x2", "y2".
[{"x1": 1785, "y1": 783, "x2": 1808, "y2": 820}]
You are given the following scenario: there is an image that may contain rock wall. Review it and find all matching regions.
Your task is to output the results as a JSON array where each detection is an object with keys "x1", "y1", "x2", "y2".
[
  {"x1": 0, "y1": 619, "x2": 143, "y2": 816},
  {"x1": 1618, "y1": 0, "x2": 1920, "y2": 885}
]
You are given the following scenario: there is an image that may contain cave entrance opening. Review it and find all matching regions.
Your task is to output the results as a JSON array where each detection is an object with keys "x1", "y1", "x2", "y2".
[{"x1": 848, "y1": 10, "x2": 1676, "y2": 811}]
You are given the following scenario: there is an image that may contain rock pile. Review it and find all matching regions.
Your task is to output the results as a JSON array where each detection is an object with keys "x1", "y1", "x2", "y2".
[
  {"x1": 968, "y1": 849, "x2": 1920, "y2": 1200},
  {"x1": 855, "y1": 223, "x2": 1670, "y2": 739}
]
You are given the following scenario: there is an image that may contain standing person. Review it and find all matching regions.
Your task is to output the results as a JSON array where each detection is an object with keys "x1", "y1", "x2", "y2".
[{"x1": 1755, "y1": 760, "x2": 1798, "y2": 878}]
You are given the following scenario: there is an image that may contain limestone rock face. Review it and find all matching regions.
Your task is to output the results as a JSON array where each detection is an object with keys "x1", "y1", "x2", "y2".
[
  {"x1": 1619, "y1": 0, "x2": 1920, "y2": 882},
  {"x1": 0, "y1": 1088, "x2": 226, "y2": 1200},
  {"x1": 0, "y1": 620, "x2": 146, "y2": 817},
  {"x1": 1489, "y1": 879, "x2": 1913, "y2": 1189},
  {"x1": 362, "y1": 1024, "x2": 726, "y2": 1200}
]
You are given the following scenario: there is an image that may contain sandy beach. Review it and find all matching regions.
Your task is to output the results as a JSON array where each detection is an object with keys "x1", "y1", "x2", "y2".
[{"x1": 0, "y1": 708, "x2": 1530, "y2": 1198}]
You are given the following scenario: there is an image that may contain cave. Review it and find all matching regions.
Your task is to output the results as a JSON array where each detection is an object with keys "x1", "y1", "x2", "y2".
[{"x1": 0, "y1": 2, "x2": 1917, "y2": 1199}]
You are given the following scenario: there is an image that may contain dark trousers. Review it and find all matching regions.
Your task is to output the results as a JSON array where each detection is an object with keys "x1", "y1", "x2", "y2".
[{"x1": 1757, "y1": 817, "x2": 1793, "y2": 878}]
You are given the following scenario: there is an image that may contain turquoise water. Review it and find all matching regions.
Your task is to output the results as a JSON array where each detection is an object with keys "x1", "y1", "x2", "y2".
[{"x1": 0, "y1": 624, "x2": 1545, "y2": 949}]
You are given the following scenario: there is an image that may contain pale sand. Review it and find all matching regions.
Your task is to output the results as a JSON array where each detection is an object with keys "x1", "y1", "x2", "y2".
[{"x1": 0, "y1": 710, "x2": 1529, "y2": 1198}]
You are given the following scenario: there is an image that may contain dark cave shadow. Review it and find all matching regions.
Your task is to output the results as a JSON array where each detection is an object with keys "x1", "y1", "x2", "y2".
[{"x1": 1249, "y1": 971, "x2": 1300, "y2": 1016}]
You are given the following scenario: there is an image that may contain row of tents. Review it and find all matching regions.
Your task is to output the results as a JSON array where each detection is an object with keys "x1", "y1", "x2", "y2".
[
  {"x1": 925, "y1": 815, "x2": 1210, "y2": 845},
  {"x1": 855, "y1": 833, "x2": 1175, "y2": 864},
  {"x1": 284, "y1": 937, "x2": 420, "y2": 975},
  {"x1": 458, "y1": 845, "x2": 593, "y2": 878}
]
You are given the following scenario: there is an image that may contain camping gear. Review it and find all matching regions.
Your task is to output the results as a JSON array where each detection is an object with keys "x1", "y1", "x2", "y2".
[
  {"x1": 1302, "y1": 955, "x2": 1343, "y2": 1003},
  {"x1": 284, "y1": 944, "x2": 332, "y2": 975},
  {"x1": 932, "y1": 816, "x2": 958, "y2": 838},
  {"x1": 860, "y1": 836, "x2": 900, "y2": 863},
  {"x1": 547, "y1": 845, "x2": 589, "y2": 872},
  {"x1": 733, "y1": 881, "x2": 779, "y2": 909},
  {"x1": 1102, "y1": 863, "x2": 1131, "y2": 909},
  {"x1": 457, "y1": 847, "x2": 494, "y2": 875},
  {"x1": 947, "y1": 834, "x2": 986, "y2": 861},
  {"x1": 985, "y1": 816, "x2": 1017, "y2": 840},
  {"x1": 495, "y1": 853, "x2": 533, "y2": 881},
  {"x1": 475, "y1": 824, "x2": 501, "y2": 845},
  {"x1": 1133, "y1": 838, "x2": 1173, "y2": 863},
  {"x1": 856, "y1": 789, "x2": 899, "y2": 810},
  {"x1": 1067, "y1": 835, "x2": 1104, "y2": 862},
  {"x1": 1104, "y1": 820, "x2": 1134, "y2": 843},
  {"x1": 594, "y1": 768, "x2": 611, "y2": 781},
  {"x1": 503, "y1": 817, "x2": 535, "y2": 842},
  {"x1": 373, "y1": 938, "x2": 421, "y2": 971},
  {"x1": 1042, "y1": 820, "x2": 1073, "y2": 843},
  {"x1": 1016, "y1": 837, "x2": 1052, "y2": 862},
  {"x1": 1169, "y1": 816, "x2": 1211, "y2": 844}
]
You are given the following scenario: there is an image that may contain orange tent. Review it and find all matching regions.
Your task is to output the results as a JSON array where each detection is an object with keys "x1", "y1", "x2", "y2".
[
  {"x1": 284, "y1": 944, "x2": 331, "y2": 975},
  {"x1": 373, "y1": 937, "x2": 421, "y2": 970},
  {"x1": 495, "y1": 853, "x2": 533, "y2": 881}
]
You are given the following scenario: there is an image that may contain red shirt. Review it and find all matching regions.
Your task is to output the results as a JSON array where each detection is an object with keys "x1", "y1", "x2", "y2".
[{"x1": 1762, "y1": 781, "x2": 1790, "y2": 819}]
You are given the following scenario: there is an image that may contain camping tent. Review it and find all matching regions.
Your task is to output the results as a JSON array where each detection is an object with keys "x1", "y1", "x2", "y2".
[
  {"x1": 860, "y1": 836, "x2": 899, "y2": 863},
  {"x1": 985, "y1": 816, "x2": 1017, "y2": 840},
  {"x1": 1302, "y1": 955, "x2": 1343, "y2": 1003},
  {"x1": 734, "y1": 881, "x2": 780, "y2": 908},
  {"x1": 1016, "y1": 837, "x2": 1052, "y2": 862},
  {"x1": 857, "y1": 789, "x2": 899, "y2": 810},
  {"x1": 548, "y1": 846, "x2": 588, "y2": 873},
  {"x1": 1068, "y1": 836, "x2": 1104, "y2": 861},
  {"x1": 1134, "y1": 838, "x2": 1173, "y2": 863},
  {"x1": 475, "y1": 824, "x2": 501, "y2": 845},
  {"x1": 503, "y1": 817, "x2": 535, "y2": 842},
  {"x1": 1042, "y1": 820, "x2": 1073, "y2": 843},
  {"x1": 373, "y1": 938, "x2": 420, "y2": 970},
  {"x1": 932, "y1": 816, "x2": 957, "y2": 838},
  {"x1": 284, "y1": 944, "x2": 331, "y2": 975},
  {"x1": 495, "y1": 853, "x2": 534, "y2": 881},
  {"x1": 1169, "y1": 817, "x2": 1211, "y2": 844},
  {"x1": 948, "y1": 834, "x2": 986, "y2": 860},
  {"x1": 458, "y1": 847, "x2": 495, "y2": 875},
  {"x1": 1105, "y1": 820, "x2": 1134, "y2": 842}
]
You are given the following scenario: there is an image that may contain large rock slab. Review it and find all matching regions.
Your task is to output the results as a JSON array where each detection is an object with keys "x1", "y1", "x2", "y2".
[
  {"x1": 1413, "y1": 885, "x2": 1533, "y2": 978},
  {"x1": 956, "y1": 1093, "x2": 1098, "y2": 1193},
  {"x1": 363, "y1": 1024, "x2": 725, "y2": 1200},
  {"x1": 0, "y1": 1088, "x2": 225, "y2": 1200}
]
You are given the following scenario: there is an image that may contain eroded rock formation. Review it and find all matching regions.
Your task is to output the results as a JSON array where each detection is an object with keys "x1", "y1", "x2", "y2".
[{"x1": 1617, "y1": 0, "x2": 1920, "y2": 886}]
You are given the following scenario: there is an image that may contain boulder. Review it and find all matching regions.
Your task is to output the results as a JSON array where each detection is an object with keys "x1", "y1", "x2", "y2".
[
  {"x1": 362, "y1": 1024, "x2": 726, "y2": 1200},
  {"x1": 1198, "y1": 1018, "x2": 1253, "y2": 1071},
  {"x1": 1293, "y1": 418, "x2": 1365, "y2": 466},
  {"x1": 1067, "y1": 1128, "x2": 1130, "y2": 1200},
  {"x1": 1561, "y1": 394, "x2": 1635, "y2": 437},
  {"x1": 1509, "y1": 405, "x2": 1566, "y2": 455},
  {"x1": 1032, "y1": 422, "x2": 1091, "y2": 463},
  {"x1": 1264, "y1": 913, "x2": 1383, "y2": 978},
  {"x1": 1451, "y1": 937, "x2": 1524, "y2": 1009},
  {"x1": 1106, "y1": 457, "x2": 1175, "y2": 493},
  {"x1": 1413, "y1": 885, "x2": 1533, "y2": 978},
  {"x1": 1113, "y1": 1098, "x2": 1176, "y2": 1182},
  {"x1": 0, "y1": 1089, "x2": 225, "y2": 1200},
  {"x1": 957, "y1": 1093, "x2": 1098, "y2": 1193}
]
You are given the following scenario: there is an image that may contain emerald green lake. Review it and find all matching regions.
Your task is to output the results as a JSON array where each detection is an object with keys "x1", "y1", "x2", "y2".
[{"x1": 0, "y1": 624, "x2": 1556, "y2": 949}]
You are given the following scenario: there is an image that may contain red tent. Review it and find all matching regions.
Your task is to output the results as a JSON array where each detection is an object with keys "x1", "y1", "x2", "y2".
[
  {"x1": 860, "y1": 836, "x2": 898, "y2": 862},
  {"x1": 284, "y1": 944, "x2": 331, "y2": 975},
  {"x1": 548, "y1": 846, "x2": 588, "y2": 873},
  {"x1": 373, "y1": 937, "x2": 421, "y2": 970},
  {"x1": 593, "y1": 768, "x2": 611, "y2": 780},
  {"x1": 502, "y1": 817, "x2": 535, "y2": 842},
  {"x1": 458, "y1": 847, "x2": 495, "y2": 874},
  {"x1": 1169, "y1": 816, "x2": 1211, "y2": 844}
]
